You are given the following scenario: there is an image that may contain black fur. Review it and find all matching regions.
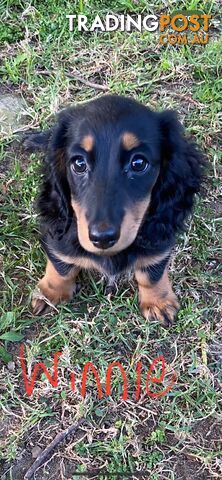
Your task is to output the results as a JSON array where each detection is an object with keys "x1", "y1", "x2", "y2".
[
  {"x1": 141, "y1": 255, "x2": 170, "y2": 284},
  {"x1": 24, "y1": 95, "x2": 204, "y2": 280},
  {"x1": 42, "y1": 244, "x2": 74, "y2": 277}
]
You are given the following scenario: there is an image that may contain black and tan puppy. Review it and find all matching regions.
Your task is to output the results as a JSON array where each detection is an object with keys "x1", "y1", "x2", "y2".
[{"x1": 25, "y1": 95, "x2": 203, "y2": 326}]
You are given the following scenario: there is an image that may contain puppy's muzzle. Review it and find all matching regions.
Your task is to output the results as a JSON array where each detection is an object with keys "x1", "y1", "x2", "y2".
[{"x1": 89, "y1": 223, "x2": 120, "y2": 250}]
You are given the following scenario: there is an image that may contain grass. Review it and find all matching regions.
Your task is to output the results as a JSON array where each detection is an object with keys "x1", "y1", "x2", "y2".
[{"x1": 0, "y1": 0, "x2": 222, "y2": 479}]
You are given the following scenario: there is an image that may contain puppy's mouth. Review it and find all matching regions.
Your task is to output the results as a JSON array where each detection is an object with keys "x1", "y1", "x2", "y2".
[{"x1": 71, "y1": 198, "x2": 151, "y2": 256}]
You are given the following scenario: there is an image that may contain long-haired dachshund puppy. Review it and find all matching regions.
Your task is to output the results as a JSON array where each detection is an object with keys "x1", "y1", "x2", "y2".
[{"x1": 24, "y1": 95, "x2": 203, "y2": 327}]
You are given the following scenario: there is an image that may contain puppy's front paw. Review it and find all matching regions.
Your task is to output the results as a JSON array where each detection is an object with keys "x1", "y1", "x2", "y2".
[
  {"x1": 136, "y1": 269, "x2": 179, "y2": 328},
  {"x1": 32, "y1": 280, "x2": 75, "y2": 315},
  {"x1": 32, "y1": 288, "x2": 50, "y2": 315},
  {"x1": 140, "y1": 296, "x2": 179, "y2": 327},
  {"x1": 31, "y1": 260, "x2": 80, "y2": 315}
]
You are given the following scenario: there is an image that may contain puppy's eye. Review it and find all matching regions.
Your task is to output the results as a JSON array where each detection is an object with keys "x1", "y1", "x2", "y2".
[
  {"x1": 130, "y1": 154, "x2": 149, "y2": 173},
  {"x1": 71, "y1": 155, "x2": 87, "y2": 174}
]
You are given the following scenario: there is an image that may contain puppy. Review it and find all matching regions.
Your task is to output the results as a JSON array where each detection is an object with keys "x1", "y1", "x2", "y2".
[{"x1": 24, "y1": 95, "x2": 203, "y2": 326}]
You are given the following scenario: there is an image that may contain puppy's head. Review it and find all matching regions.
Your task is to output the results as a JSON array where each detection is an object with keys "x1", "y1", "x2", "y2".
[
  {"x1": 54, "y1": 96, "x2": 163, "y2": 254},
  {"x1": 28, "y1": 95, "x2": 203, "y2": 254}
]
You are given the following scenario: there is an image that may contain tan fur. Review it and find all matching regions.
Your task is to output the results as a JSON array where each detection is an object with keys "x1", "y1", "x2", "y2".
[
  {"x1": 32, "y1": 260, "x2": 80, "y2": 315},
  {"x1": 71, "y1": 197, "x2": 150, "y2": 255},
  {"x1": 135, "y1": 251, "x2": 170, "y2": 270},
  {"x1": 80, "y1": 134, "x2": 94, "y2": 152},
  {"x1": 39, "y1": 249, "x2": 171, "y2": 278},
  {"x1": 135, "y1": 268, "x2": 179, "y2": 326},
  {"x1": 122, "y1": 132, "x2": 140, "y2": 150},
  {"x1": 49, "y1": 250, "x2": 104, "y2": 273}
]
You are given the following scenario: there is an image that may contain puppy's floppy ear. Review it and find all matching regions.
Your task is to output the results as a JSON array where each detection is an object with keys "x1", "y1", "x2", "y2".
[
  {"x1": 38, "y1": 115, "x2": 72, "y2": 228},
  {"x1": 147, "y1": 110, "x2": 204, "y2": 244},
  {"x1": 22, "y1": 129, "x2": 52, "y2": 153}
]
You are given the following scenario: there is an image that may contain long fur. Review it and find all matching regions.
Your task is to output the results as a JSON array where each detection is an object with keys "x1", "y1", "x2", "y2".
[
  {"x1": 142, "y1": 110, "x2": 204, "y2": 247},
  {"x1": 23, "y1": 96, "x2": 204, "y2": 271}
]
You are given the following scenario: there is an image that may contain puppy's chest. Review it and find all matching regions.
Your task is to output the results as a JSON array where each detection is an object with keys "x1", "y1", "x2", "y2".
[
  {"x1": 91, "y1": 251, "x2": 136, "y2": 276},
  {"x1": 45, "y1": 224, "x2": 171, "y2": 277},
  {"x1": 64, "y1": 245, "x2": 136, "y2": 276},
  {"x1": 45, "y1": 229, "x2": 137, "y2": 276}
]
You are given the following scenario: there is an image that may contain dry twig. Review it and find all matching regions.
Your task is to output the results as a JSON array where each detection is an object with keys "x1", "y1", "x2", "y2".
[
  {"x1": 35, "y1": 69, "x2": 109, "y2": 91},
  {"x1": 24, "y1": 418, "x2": 85, "y2": 479}
]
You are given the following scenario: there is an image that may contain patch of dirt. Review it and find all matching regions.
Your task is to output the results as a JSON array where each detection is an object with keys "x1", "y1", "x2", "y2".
[
  {"x1": 134, "y1": 418, "x2": 155, "y2": 438},
  {"x1": 1, "y1": 454, "x2": 81, "y2": 480},
  {"x1": 0, "y1": 419, "x2": 87, "y2": 480},
  {"x1": 208, "y1": 197, "x2": 222, "y2": 217},
  {"x1": 2, "y1": 455, "x2": 119, "y2": 480},
  {"x1": 172, "y1": 454, "x2": 211, "y2": 480},
  {"x1": 165, "y1": 415, "x2": 222, "y2": 479},
  {"x1": 0, "y1": 85, "x2": 18, "y2": 97},
  {"x1": 191, "y1": 416, "x2": 222, "y2": 449}
]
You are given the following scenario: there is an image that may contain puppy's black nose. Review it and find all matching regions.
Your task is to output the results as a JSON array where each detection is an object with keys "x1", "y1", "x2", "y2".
[{"x1": 89, "y1": 224, "x2": 120, "y2": 249}]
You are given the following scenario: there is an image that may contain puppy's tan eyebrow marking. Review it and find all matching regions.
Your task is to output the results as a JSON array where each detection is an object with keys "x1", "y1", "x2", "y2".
[
  {"x1": 80, "y1": 134, "x2": 94, "y2": 152},
  {"x1": 122, "y1": 132, "x2": 140, "y2": 151}
]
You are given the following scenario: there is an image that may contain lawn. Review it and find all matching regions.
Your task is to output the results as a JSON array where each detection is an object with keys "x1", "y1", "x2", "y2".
[{"x1": 0, "y1": 1, "x2": 221, "y2": 479}]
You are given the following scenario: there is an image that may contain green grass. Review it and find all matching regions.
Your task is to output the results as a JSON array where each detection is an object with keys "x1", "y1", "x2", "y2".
[{"x1": 0, "y1": 1, "x2": 222, "y2": 479}]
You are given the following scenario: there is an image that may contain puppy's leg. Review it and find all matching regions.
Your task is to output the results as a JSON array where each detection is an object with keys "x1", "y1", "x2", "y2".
[
  {"x1": 32, "y1": 258, "x2": 80, "y2": 315},
  {"x1": 135, "y1": 258, "x2": 179, "y2": 327}
]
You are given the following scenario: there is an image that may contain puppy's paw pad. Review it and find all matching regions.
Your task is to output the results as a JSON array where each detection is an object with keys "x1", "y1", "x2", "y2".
[
  {"x1": 141, "y1": 300, "x2": 179, "y2": 328},
  {"x1": 32, "y1": 298, "x2": 50, "y2": 316},
  {"x1": 32, "y1": 288, "x2": 57, "y2": 316}
]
